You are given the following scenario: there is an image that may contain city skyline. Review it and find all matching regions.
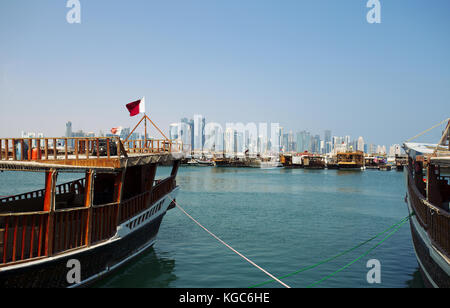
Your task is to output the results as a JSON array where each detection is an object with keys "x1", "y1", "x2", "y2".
[
  {"x1": 168, "y1": 114, "x2": 403, "y2": 156},
  {"x1": 1, "y1": 1, "x2": 449, "y2": 146},
  {"x1": 17, "y1": 112, "x2": 439, "y2": 157}
]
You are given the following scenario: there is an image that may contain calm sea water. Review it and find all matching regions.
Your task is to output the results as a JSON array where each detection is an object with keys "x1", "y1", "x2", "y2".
[{"x1": 0, "y1": 167, "x2": 423, "y2": 288}]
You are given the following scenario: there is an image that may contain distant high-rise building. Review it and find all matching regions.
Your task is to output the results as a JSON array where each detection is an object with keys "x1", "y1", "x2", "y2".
[
  {"x1": 181, "y1": 117, "x2": 194, "y2": 152},
  {"x1": 224, "y1": 127, "x2": 234, "y2": 155},
  {"x1": 344, "y1": 135, "x2": 351, "y2": 147},
  {"x1": 270, "y1": 123, "x2": 281, "y2": 153},
  {"x1": 312, "y1": 135, "x2": 321, "y2": 153},
  {"x1": 193, "y1": 114, "x2": 205, "y2": 151},
  {"x1": 326, "y1": 141, "x2": 332, "y2": 154},
  {"x1": 65, "y1": 121, "x2": 73, "y2": 148},
  {"x1": 357, "y1": 136, "x2": 365, "y2": 152},
  {"x1": 169, "y1": 123, "x2": 180, "y2": 141},
  {"x1": 296, "y1": 131, "x2": 311, "y2": 152},
  {"x1": 324, "y1": 130, "x2": 331, "y2": 146},
  {"x1": 66, "y1": 122, "x2": 72, "y2": 138}
]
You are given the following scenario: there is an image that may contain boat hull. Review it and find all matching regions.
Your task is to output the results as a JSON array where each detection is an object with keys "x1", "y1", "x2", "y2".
[
  {"x1": 405, "y1": 183, "x2": 450, "y2": 288},
  {"x1": 0, "y1": 188, "x2": 178, "y2": 288}
]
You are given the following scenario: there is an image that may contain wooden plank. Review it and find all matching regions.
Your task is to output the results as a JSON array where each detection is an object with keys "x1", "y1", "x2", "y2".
[
  {"x1": 37, "y1": 215, "x2": 43, "y2": 257},
  {"x1": 12, "y1": 139, "x2": 16, "y2": 161},
  {"x1": 21, "y1": 216, "x2": 27, "y2": 260},
  {"x1": 43, "y1": 170, "x2": 56, "y2": 257},
  {"x1": 12, "y1": 216, "x2": 18, "y2": 262},
  {"x1": 84, "y1": 171, "x2": 94, "y2": 247},
  {"x1": 5, "y1": 140, "x2": 9, "y2": 160},
  {"x1": 65, "y1": 139, "x2": 68, "y2": 160},
  {"x1": 29, "y1": 215, "x2": 35, "y2": 259},
  {"x1": 75, "y1": 139, "x2": 79, "y2": 160},
  {"x1": 53, "y1": 139, "x2": 57, "y2": 160},
  {"x1": 44, "y1": 139, "x2": 48, "y2": 160},
  {"x1": 3, "y1": 217, "x2": 8, "y2": 263},
  {"x1": 36, "y1": 139, "x2": 41, "y2": 160},
  {"x1": 28, "y1": 139, "x2": 32, "y2": 161}
]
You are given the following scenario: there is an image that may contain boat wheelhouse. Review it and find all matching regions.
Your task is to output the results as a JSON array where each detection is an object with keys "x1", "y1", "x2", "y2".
[
  {"x1": 404, "y1": 119, "x2": 450, "y2": 288},
  {"x1": 302, "y1": 154, "x2": 325, "y2": 169},
  {"x1": 0, "y1": 135, "x2": 182, "y2": 288}
]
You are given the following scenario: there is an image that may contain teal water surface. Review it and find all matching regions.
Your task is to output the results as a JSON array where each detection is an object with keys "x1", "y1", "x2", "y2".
[{"x1": 0, "y1": 167, "x2": 422, "y2": 288}]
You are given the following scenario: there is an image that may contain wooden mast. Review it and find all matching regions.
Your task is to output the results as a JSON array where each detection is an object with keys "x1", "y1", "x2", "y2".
[{"x1": 124, "y1": 113, "x2": 169, "y2": 143}]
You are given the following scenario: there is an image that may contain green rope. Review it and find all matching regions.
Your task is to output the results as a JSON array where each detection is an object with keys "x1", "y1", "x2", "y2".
[
  {"x1": 307, "y1": 214, "x2": 412, "y2": 288},
  {"x1": 249, "y1": 212, "x2": 414, "y2": 288}
]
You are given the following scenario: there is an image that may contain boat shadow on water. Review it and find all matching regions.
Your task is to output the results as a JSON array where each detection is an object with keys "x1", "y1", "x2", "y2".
[
  {"x1": 91, "y1": 247, "x2": 177, "y2": 288},
  {"x1": 406, "y1": 268, "x2": 425, "y2": 288}
]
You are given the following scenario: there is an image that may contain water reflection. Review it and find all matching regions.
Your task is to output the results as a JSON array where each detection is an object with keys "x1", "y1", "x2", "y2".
[
  {"x1": 336, "y1": 170, "x2": 364, "y2": 176},
  {"x1": 93, "y1": 247, "x2": 177, "y2": 288},
  {"x1": 405, "y1": 268, "x2": 425, "y2": 288}
]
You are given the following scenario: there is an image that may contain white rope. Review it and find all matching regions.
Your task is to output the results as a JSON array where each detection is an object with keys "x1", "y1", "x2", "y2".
[
  {"x1": 405, "y1": 118, "x2": 450, "y2": 143},
  {"x1": 170, "y1": 198, "x2": 291, "y2": 288}
]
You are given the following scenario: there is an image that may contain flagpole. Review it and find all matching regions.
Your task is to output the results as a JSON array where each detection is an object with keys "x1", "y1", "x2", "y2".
[{"x1": 144, "y1": 113, "x2": 147, "y2": 144}]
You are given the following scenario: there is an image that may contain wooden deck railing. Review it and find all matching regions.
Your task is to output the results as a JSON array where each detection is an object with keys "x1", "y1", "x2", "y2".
[
  {"x1": 91, "y1": 203, "x2": 119, "y2": 245},
  {"x1": 119, "y1": 176, "x2": 176, "y2": 224},
  {"x1": 0, "y1": 175, "x2": 176, "y2": 267},
  {"x1": 407, "y1": 166, "x2": 450, "y2": 257},
  {"x1": 0, "y1": 178, "x2": 86, "y2": 208},
  {"x1": 0, "y1": 212, "x2": 50, "y2": 264},
  {"x1": 124, "y1": 139, "x2": 181, "y2": 154},
  {"x1": 0, "y1": 137, "x2": 182, "y2": 163},
  {"x1": 53, "y1": 207, "x2": 89, "y2": 255}
]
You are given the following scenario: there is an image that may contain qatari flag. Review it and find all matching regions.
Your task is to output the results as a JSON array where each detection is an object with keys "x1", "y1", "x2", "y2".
[{"x1": 126, "y1": 97, "x2": 146, "y2": 117}]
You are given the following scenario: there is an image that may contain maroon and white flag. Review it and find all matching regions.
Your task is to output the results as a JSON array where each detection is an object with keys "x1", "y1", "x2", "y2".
[
  {"x1": 110, "y1": 126, "x2": 123, "y2": 135},
  {"x1": 126, "y1": 97, "x2": 146, "y2": 117}
]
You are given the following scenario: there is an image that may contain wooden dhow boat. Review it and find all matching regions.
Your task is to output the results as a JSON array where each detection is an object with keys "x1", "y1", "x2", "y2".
[
  {"x1": 404, "y1": 119, "x2": 450, "y2": 288},
  {"x1": 0, "y1": 124, "x2": 182, "y2": 287},
  {"x1": 336, "y1": 151, "x2": 365, "y2": 170}
]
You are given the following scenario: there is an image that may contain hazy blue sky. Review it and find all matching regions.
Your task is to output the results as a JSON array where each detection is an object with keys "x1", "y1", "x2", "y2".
[{"x1": 1, "y1": 0, "x2": 449, "y2": 145}]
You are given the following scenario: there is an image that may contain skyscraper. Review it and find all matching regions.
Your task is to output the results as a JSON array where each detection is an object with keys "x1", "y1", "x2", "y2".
[
  {"x1": 357, "y1": 136, "x2": 365, "y2": 152},
  {"x1": 65, "y1": 121, "x2": 73, "y2": 148},
  {"x1": 193, "y1": 114, "x2": 205, "y2": 151},
  {"x1": 296, "y1": 131, "x2": 311, "y2": 152},
  {"x1": 181, "y1": 117, "x2": 194, "y2": 152}
]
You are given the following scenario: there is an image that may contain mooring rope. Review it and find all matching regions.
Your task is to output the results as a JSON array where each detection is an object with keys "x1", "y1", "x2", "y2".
[
  {"x1": 249, "y1": 212, "x2": 414, "y2": 288},
  {"x1": 306, "y1": 213, "x2": 413, "y2": 288},
  {"x1": 405, "y1": 118, "x2": 450, "y2": 143},
  {"x1": 170, "y1": 198, "x2": 291, "y2": 288}
]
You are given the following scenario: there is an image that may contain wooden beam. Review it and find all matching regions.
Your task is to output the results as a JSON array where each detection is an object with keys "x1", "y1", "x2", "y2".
[
  {"x1": 84, "y1": 170, "x2": 94, "y2": 247},
  {"x1": 124, "y1": 115, "x2": 146, "y2": 143},
  {"x1": 43, "y1": 169, "x2": 57, "y2": 257},
  {"x1": 146, "y1": 115, "x2": 169, "y2": 140}
]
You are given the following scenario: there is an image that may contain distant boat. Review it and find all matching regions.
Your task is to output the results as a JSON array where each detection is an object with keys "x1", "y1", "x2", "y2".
[
  {"x1": 259, "y1": 160, "x2": 282, "y2": 169},
  {"x1": 336, "y1": 151, "x2": 365, "y2": 170},
  {"x1": 187, "y1": 158, "x2": 215, "y2": 167}
]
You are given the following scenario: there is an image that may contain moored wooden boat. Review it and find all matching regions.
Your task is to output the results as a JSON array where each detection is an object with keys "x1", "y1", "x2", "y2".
[
  {"x1": 0, "y1": 135, "x2": 182, "y2": 288},
  {"x1": 302, "y1": 154, "x2": 325, "y2": 169},
  {"x1": 403, "y1": 119, "x2": 450, "y2": 288},
  {"x1": 336, "y1": 151, "x2": 365, "y2": 170}
]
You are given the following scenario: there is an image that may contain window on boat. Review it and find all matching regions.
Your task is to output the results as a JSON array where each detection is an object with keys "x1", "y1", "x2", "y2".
[{"x1": 93, "y1": 173, "x2": 117, "y2": 206}]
